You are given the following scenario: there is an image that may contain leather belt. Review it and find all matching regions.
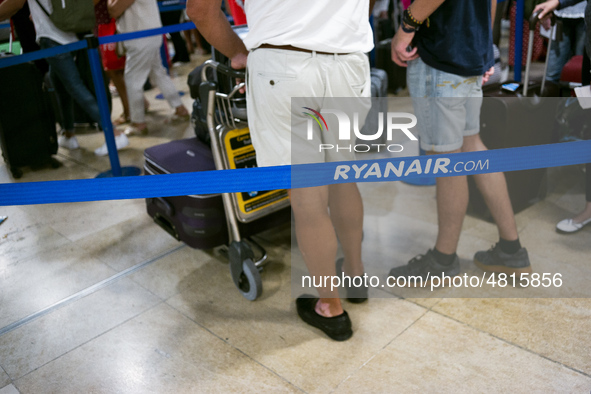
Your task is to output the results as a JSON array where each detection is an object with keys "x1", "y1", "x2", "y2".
[{"x1": 257, "y1": 44, "x2": 346, "y2": 56}]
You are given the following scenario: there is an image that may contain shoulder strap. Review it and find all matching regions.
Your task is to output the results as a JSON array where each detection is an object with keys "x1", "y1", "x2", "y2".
[{"x1": 33, "y1": 0, "x2": 52, "y2": 19}]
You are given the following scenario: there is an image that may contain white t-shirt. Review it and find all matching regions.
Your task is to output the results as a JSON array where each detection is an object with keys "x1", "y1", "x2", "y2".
[
  {"x1": 116, "y1": 0, "x2": 162, "y2": 34},
  {"x1": 28, "y1": 0, "x2": 78, "y2": 45},
  {"x1": 243, "y1": 0, "x2": 374, "y2": 53}
]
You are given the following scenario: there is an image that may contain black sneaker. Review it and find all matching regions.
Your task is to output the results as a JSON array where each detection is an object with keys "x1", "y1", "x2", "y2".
[
  {"x1": 474, "y1": 244, "x2": 532, "y2": 274},
  {"x1": 296, "y1": 295, "x2": 353, "y2": 341},
  {"x1": 388, "y1": 249, "x2": 460, "y2": 286},
  {"x1": 336, "y1": 258, "x2": 368, "y2": 303}
]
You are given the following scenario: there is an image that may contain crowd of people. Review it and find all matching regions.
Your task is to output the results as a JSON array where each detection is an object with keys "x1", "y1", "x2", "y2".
[
  {"x1": 1, "y1": 0, "x2": 589, "y2": 341},
  {"x1": 188, "y1": 0, "x2": 590, "y2": 341},
  {"x1": 0, "y1": 0, "x2": 191, "y2": 156}
]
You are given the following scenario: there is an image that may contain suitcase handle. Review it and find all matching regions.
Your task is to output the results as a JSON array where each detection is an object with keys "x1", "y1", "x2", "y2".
[
  {"x1": 528, "y1": 10, "x2": 542, "y2": 31},
  {"x1": 216, "y1": 63, "x2": 245, "y2": 80}
]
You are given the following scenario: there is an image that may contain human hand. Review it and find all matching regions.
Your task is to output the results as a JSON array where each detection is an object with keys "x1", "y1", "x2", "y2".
[
  {"x1": 391, "y1": 26, "x2": 418, "y2": 67},
  {"x1": 533, "y1": 0, "x2": 560, "y2": 20},
  {"x1": 482, "y1": 66, "x2": 495, "y2": 85},
  {"x1": 231, "y1": 52, "x2": 248, "y2": 93}
]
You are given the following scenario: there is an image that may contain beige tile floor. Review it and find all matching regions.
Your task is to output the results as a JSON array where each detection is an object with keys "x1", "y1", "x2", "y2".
[{"x1": 1, "y1": 50, "x2": 591, "y2": 393}]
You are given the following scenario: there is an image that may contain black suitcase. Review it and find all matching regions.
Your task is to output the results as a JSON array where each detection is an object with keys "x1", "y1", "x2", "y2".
[
  {"x1": 144, "y1": 137, "x2": 290, "y2": 250},
  {"x1": 0, "y1": 59, "x2": 59, "y2": 179},
  {"x1": 468, "y1": 11, "x2": 557, "y2": 218},
  {"x1": 468, "y1": 97, "x2": 556, "y2": 218}
]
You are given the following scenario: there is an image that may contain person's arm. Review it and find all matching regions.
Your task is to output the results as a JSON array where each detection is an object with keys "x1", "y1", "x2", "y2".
[
  {"x1": 107, "y1": 0, "x2": 135, "y2": 19},
  {"x1": 534, "y1": 0, "x2": 583, "y2": 19},
  {"x1": 491, "y1": 0, "x2": 497, "y2": 29},
  {"x1": 0, "y1": 0, "x2": 25, "y2": 21},
  {"x1": 186, "y1": 0, "x2": 248, "y2": 69},
  {"x1": 390, "y1": 0, "x2": 446, "y2": 67}
]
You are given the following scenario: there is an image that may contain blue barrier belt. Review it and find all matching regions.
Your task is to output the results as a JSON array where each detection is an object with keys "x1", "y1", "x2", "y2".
[
  {"x1": 98, "y1": 22, "x2": 196, "y2": 45},
  {"x1": 0, "y1": 23, "x2": 196, "y2": 70},
  {"x1": 1, "y1": 140, "x2": 590, "y2": 206},
  {"x1": 0, "y1": 40, "x2": 87, "y2": 69}
]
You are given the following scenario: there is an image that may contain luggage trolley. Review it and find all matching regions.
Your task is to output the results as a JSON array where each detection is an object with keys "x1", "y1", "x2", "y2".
[
  {"x1": 204, "y1": 59, "x2": 290, "y2": 300},
  {"x1": 144, "y1": 59, "x2": 290, "y2": 301}
]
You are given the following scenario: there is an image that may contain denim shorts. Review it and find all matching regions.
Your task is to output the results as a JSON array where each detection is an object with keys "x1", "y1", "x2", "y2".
[{"x1": 407, "y1": 57, "x2": 483, "y2": 153}]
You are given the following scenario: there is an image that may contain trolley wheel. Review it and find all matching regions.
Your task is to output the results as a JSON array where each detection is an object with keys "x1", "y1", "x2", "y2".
[
  {"x1": 10, "y1": 167, "x2": 22, "y2": 179},
  {"x1": 236, "y1": 258, "x2": 263, "y2": 301}
]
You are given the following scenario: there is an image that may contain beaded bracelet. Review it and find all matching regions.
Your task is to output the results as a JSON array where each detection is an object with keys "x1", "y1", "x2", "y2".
[
  {"x1": 405, "y1": 7, "x2": 422, "y2": 26},
  {"x1": 403, "y1": 7, "x2": 429, "y2": 30}
]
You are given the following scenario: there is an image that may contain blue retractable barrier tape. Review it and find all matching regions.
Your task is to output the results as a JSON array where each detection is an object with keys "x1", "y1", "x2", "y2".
[
  {"x1": 1, "y1": 140, "x2": 590, "y2": 206},
  {"x1": 0, "y1": 40, "x2": 87, "y2": 69}
]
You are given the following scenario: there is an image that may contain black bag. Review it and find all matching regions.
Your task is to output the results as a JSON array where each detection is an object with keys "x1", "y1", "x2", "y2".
[{"x1": 0, "y1": 58, "x2": 59, "y2": 178}]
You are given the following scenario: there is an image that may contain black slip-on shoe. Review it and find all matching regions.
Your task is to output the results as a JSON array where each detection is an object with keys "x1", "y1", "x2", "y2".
[
  {"x1": 296, "y1": 295, "x2": 353, "y2": 341},
  {"x1": 336, "y1": 258, "x2": 368, "y2": 303}
]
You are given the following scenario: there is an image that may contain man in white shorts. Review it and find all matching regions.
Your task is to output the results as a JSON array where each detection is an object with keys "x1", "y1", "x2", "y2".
[{"x1": 188, "y1": 0, "x2": 374, "y2": 341}]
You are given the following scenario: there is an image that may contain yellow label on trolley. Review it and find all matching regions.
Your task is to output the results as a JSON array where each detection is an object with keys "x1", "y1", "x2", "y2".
[{"x1": 224, "y1": 127, "x2": 289, "y2": 215}]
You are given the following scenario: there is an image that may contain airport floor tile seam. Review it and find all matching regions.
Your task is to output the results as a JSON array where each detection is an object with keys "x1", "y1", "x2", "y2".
[{"x1": 426, "y1": 307, "x2": 591, "y2": 380}]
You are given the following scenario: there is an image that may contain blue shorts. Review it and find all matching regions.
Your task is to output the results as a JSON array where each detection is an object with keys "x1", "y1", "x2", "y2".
[{"x1": 407, "y1": 57, "x2": 483, "y2": 153}]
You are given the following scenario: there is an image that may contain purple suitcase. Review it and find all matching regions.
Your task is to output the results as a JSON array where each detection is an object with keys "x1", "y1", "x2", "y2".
[
  {"x1": 144, "y1": 137, "x2": 290, "y2": 250},
  {"x1": 144, "y1": 138, "x2": 228, "y2": 249}
]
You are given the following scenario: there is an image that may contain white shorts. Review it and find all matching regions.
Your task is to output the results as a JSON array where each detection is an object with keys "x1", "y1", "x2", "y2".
[{"x1": 246, "y1": 48, "x2": 371, "y2": 167}]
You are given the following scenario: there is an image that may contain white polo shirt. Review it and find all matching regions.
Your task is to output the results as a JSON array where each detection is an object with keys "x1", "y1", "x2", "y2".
[{"x1": 243, "y1": 0, "x2": 374, "y2": 53}]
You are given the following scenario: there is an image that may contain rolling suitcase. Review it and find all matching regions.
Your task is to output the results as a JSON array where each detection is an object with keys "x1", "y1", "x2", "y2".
[
  {"x1": 144, "y1": 137, "x2": 291, "y2": 249},
  {"x1": 144, "y1": 138, "x2": 229, "y2": 249},
  {"x1": 0, "y1": 57, "x2": 60, "y2": 178},
  {"x1": 468, "y1": 11, "x2": 557, "y2": 218}
]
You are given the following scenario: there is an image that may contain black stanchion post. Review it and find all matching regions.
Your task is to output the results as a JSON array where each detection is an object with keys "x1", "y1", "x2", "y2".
[{"x1": 84, "y1": 34, "x2": 141, "y2": 178}]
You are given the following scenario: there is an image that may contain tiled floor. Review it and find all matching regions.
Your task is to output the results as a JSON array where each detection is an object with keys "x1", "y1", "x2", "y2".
[{"x1": 1, "y1": 49, "x2": 591, "y2": 393}]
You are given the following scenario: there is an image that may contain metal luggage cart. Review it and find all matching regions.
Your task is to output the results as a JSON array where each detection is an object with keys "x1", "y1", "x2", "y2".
[{"x1": 200, "y1": 59, "x2": 290, "y2": 301}]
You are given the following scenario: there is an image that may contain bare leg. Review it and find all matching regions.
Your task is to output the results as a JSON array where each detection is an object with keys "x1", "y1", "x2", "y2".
[
  {"x1": 183, "y1": 30, "x2": 194, "y2": 53},
  {"x1": 463, "y1": 134, "x2": 518, "y2": 241},
  {"x1": 572, "y1": 201, "x2": 591, "y2": 223},
  {"x1": 430, "y1": 148, "x2": 468, "y2": 255},
  {"x1": 328, "y1": 183, "x2": 364, "y2": 277},
  {"x1": 574, "y1": 164, "x2": 591, "y2": 223},
  {"x1": 193, "y1": 29, "x2": 205, "y2": 53},
  {"x1": 291, "y1": 186, "x2": 344, "y2": 317},
  {"x1": 106, "y1": 69, "x2": 129, "y2": 124}
]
